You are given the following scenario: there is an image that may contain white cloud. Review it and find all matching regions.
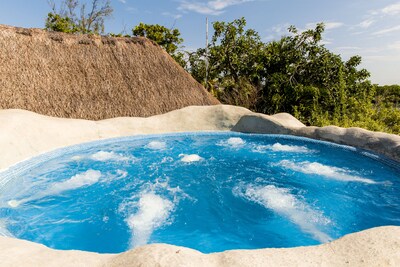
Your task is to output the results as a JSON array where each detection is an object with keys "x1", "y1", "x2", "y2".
[
  {"x1": 209, "y1": 0, "x2": 247, "y2": 10},
  {"x1": 265, "y1": 21, "x2": 340, "y2": 43},
  {"x1": 272, "y1": 23, "x2": 291, "y2": 36},
  {"x1": 381, "y1": 2, "x2": 400, "y2": 15},
  {"x1": 372, "y1": 25, "x2": 400, "y2": 35},
  {"x1": 178, "y1": 0, "x2": 252, "y2": 15},
  {"x1": 369, "y1": 2, "x2": 400, "y2": 16},
  {"x1": 118, "y1": 0, "x2": 126, "y2": 4},
  {"x1": 305, "y1": 21, "x2": 344, "y2": 31},
  {"x1": 324, "y1": 22, "x2": 344, "y2": 30},
  {"x1": 162, "y1": 12, "x2": 183, "y2": 20},
  {"x1": 357, "y1": 19, "x2": 375, "y2": 29},
  {"x1": 352, "y1": 3, "x2": 400, "y2": 36}
]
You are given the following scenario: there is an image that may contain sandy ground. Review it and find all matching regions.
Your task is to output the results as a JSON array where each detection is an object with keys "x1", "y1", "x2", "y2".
[
  {"x1": 0, "y1": 105, "x2": 399, "y2": 266},
  {"x1": 0, "y1": 227, "x2": 399, "y2": 266}
]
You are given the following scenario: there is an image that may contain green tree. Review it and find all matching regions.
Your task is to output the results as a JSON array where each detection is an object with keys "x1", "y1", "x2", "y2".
[
  {"x1": 132, "y1": 23, "x2": 185, "y2": 67},
  {"x1": 187, "y1": 18, "x2": 378, "y2": 130},
  {"x1": 188, "y1": 18, "x2": 265, "y2": 108},
  {"x1": 45, "y1": 0, "x2": 113, "y2": 34},
  {"x1": 375, "y1": 85, "x2": 400, "y2": 108},
  {"x1": 258, "y1": 24, "x2": 374, "y2": 125},
  {"x1": 371, "y1": 85, "x2": 400, "y2": 134},
  {"x1": 45, "y1": 13, "x2": 78, "y2": 33},
  {"x1": 132, "y1": 23, "x2": 183, "y2": 54}
]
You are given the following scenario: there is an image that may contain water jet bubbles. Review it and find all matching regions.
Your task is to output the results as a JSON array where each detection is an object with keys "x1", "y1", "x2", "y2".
[
  {"x1": 217, "y1": 137, "x2": 246, "y2": 148},
  {"x1": 278, "y1": 160, "x2": 376, "y2": 184},
  {"x1": 1, "y1": 132, "x2": 398, "y2": 253},
  {"x1": 7, "y1": 170, "x2": 102, "y2": 208},
  {"x1": 179, "y1": 154, "x2": 204, "y2": 163},
  {"x1": 253, "y1": 143, "x2": 314, "y2": 153},
  {"x1": 7, "y1": 200, "x2": 20, "y2": 208},
  {"x1": 126, "y1": 193, "x2": 174, "y2": 247},
  {"x1": 90, "y1": 151, "x2": 130, "y2": 162},
  {"x1": 234, "y1": 184, "x2": 332, "y2": 243},
  {"x1": 146, "y1": 141, "x2": 167, "y2": 150}
]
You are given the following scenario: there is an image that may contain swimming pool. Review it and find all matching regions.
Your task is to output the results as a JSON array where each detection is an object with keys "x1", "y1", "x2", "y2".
[{"x1": 0, "y1": 132, "x2": 399, "y2": 253}]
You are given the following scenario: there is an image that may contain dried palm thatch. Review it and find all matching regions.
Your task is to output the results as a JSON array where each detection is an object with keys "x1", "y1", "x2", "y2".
[{"x1": 0, "y1": 24, "x2": 219, "y2": 120}]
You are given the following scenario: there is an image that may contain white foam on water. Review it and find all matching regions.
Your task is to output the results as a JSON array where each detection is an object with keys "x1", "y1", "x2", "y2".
[
  {"x1": 179, "y1": 154, "x2": 204, "y2": 163},
  {"x1": 126, "y1": 193, "x2": 174, "y2": 247},
  {"x1": 119, "y1": 178, "x2": 191, "y2": 248},
  {"x1": 116, "y1": 170, "x2": 128, "y2": 178},
  {"x1": 218, "y1": 137, "x2": 246, "y2": 148},
  {"x1": 7, "y1": 200, "x2": 20, "y2": 208},
  {"x1": 146, "y1": 141, "x2": 167, "y2": 150},
  {"x1": 278, "y1": 160, "x2": 376, "y2": 184},
  {"x1": 235, "y1": 184, "x2": 332, "y2": 243},
  {"x1": 90, "y1": 151, "x2": 130, "y2": 162},
  {"x1": 7, "y1": 170, "x2": 101, "y2": 207},
  {"x1": 254, "y1": 143, "x2": 313, "y2": 153},
  {"x1": 227, "y1": 137, "x2": 245, "y2": 147},
  {"x1": 71, "y1": 155, "x2": 83, "y2": 161},
  {"x1": 45, "y1": 169, "x2": 101, "y2": 193}
]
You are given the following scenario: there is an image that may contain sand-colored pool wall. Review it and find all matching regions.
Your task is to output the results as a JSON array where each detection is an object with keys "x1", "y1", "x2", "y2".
[{"x1": 0, "y1": 105, "x2": 399, "y2": 266}]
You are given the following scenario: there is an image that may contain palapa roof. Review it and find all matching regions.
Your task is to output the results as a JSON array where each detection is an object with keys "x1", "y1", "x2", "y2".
[{"x1": 0, "y1": 24, "x2": 219, "y2": 120}]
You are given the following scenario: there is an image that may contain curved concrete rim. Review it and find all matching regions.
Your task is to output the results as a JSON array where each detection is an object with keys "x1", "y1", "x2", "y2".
[{"x1": 0, "y1": 105, "x2": 399, "y2": 266}]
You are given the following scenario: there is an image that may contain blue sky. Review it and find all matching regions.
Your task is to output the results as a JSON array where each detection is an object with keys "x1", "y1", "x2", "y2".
[{"x1": 0, "y1": 0, "x2": 400, "y2": 85}]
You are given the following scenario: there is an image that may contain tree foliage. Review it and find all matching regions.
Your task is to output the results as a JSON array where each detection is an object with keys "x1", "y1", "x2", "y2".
[
  {"x1": 257, "y1": 23, "x2": 374, "y2": 126},
  {"x1": 375, "y1": 85, "x2": 400, "y2": 108},
  {"x1": 188, "y1": 18, "x2": 265, "y2": 107},
  {"x1": 370, "y1": 85, "x2": 400, "y2": 133},
  {"x1": 45, "y1": 13, "x2": 78, "y2": 33},
  {"x1": 132, "y1": 23, "x2": 183, "y2": 54},
  {"x1": 132, "y1": 23, "x2": 186, "y2": 67},
  {"x1": 186, "y1": 18, "x2": 395, "y2": 132},
  {"x1": 45, "y1": 0, "x2": 113, "y2": 34}
]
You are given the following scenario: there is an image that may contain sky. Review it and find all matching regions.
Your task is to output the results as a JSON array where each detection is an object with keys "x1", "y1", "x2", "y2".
[{"x1": 0, "y1": 0, "x2": 400, "y2": 85}]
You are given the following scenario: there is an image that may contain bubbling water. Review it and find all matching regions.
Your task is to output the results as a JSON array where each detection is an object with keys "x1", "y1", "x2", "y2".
[
  {"x1": 8, "y1": 170, "x2": 102, "y2": 207},
  {"x1": 0, "y1": 133, "x2": 399, "y2": 253},
  {"x1": 278, "y1": 160, "x2": 376, "y2": 184},
  {"x1": 234, "y1": 184, "x2": 332, "y2": 243},
  {"x1": 126, "y1": 193, "x2": 174, "y2": 247}
]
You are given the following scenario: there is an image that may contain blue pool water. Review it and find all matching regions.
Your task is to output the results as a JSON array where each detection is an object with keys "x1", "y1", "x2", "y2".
[{"x1": 0, "y1": 132, "x2": 399, "y2": 253}]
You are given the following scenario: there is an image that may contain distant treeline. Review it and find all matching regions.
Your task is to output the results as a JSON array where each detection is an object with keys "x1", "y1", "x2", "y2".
[{"x1": 45, "y1": 1, "x2": 400, "y2": 134}]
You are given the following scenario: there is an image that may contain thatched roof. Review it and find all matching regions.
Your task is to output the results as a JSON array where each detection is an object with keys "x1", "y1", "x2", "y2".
[{"x1": 0, "y1": 24, "x2": 219, "y2": 120}]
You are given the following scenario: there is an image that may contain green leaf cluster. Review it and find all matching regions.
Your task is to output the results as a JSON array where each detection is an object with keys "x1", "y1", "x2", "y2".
[
  {"x1": 45, "y1": 0, "x2": 113, "y2": 34},
  {"x1": 132, "y1": 23, "x2": 186, "y2": 68},
  {"x1": 132, "y1": 23, "x2": 183, "y2": 55},
  {"x1": 45, "y1": 12, "x2": 79, "y2": 34}
]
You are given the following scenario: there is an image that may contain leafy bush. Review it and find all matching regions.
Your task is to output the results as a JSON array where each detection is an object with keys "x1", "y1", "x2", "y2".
[{"x1": 185, "y1": 18, "x2": 398, "y2": 133}]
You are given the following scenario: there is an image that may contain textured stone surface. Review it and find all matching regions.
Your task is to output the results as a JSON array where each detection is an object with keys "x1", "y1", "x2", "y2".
[
  {"x1": 0, "y1": 227, "x2": 399, "y2": 266},
  {"x1": 0, "y1": 105, "x2": 399, "y2": 266},
  {"x1": 1, "y1": 105, "x2": 399, "y2": 168},
  {"x1": 293, "y1": 126, "x2": 400, "y2": 161}
]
